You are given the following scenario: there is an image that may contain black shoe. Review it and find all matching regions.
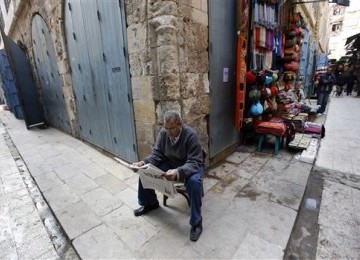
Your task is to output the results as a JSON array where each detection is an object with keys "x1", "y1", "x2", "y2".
[
  {"x1": 134, "y1": 203, "x2": 159, "y2": 217},
  {"x1": 190, "y1": 222, "x2": 203, "y2": 241}
]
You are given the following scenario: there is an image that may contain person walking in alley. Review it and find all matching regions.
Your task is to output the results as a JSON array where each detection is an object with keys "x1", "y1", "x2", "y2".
[
  {"x1": 131, "y1": 110, "x2": 204, "y2": 241},
  {"x1": 337, "y1": 64, "x2": 357, "y2": 96},
  {"x1": 316, "y1": 67, "x2": 336, "y2": 115}
]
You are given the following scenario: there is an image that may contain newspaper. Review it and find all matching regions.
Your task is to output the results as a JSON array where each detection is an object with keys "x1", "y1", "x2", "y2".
[{"x1": 114, "y1": 157, "x2": 177, "y2": 197}]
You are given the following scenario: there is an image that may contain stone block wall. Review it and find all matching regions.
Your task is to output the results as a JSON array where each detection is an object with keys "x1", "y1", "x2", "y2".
[
  {"x1": 125, "y1": 0, "x2": 210, "y2": 159},
  {"x1": 6, "y1": 0, "x2": 210, "y2": 161}
]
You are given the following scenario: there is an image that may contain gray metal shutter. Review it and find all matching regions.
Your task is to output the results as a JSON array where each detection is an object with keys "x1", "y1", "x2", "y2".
[
  {"x1": 32, "y1": 14, "x2": 71, "y2": 133},
  {"x1": 65, "y1": 0, "x2": 137, "y2": 161}
]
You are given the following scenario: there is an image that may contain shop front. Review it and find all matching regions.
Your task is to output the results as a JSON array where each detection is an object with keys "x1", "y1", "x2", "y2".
[{"x1": 235, "y1": 0, "x2": 324, "y2": 159}]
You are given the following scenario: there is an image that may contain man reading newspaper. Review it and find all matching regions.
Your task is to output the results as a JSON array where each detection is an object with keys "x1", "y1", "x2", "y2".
[{"x1": 131, "y1": 110, "x2": 204, "y2": 241}]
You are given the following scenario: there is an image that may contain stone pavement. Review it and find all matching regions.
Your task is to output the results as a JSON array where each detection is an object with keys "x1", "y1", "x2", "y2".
[
  {"x1": 315, "y1": 93, "x2": 360, "y2": 259},
  {"x1": 0, "y1": 105, "x2": 314, "y2": 259},
  {"x1": 0, "y1": 118, "x2": 58, "y2": 259}
]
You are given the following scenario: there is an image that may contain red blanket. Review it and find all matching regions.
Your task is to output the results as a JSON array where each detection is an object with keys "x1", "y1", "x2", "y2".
[{"x1": 255, "y1": 122, "x2": 286, "y2": 136}]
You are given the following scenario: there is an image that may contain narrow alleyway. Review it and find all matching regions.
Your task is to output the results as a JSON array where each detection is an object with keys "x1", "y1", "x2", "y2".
[
  {"x1": 1, "y1": 92, "x2": 360, "y2": 259},
  {"x1": 285, "y1": 93, "x2": 360, "y2": 259}
]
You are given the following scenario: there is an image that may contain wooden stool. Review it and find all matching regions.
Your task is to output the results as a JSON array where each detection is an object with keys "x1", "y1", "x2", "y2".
[
  {"x1": 163, "y1": 183, "x2": 190, "y2": 206},
  {"x1": 257, "y1": 134, "x2": 285, "y2": 155}
]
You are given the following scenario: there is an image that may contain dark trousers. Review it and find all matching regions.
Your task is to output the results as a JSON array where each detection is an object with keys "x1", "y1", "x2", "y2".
[
  {"x1": 317, "y1": 92, "x2": 329, "y2": 114},
  {"x1": 137, "y1": 161, "x2": 204, "y2": 227},
  {"x1": 346, "y1": 84, "x2": 353, "y2": 95}
]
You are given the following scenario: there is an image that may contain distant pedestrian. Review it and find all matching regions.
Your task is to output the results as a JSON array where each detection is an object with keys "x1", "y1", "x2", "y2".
[
  {"x1": 316, "y1": 67, "x2": 336, "y2": 115},
  {"x1": 336, "y1": 64, "x2": 356, "y2": 96}
]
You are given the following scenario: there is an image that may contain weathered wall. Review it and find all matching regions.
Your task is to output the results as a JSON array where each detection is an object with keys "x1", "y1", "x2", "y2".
[
  {"x1": 125, "y1": 0, "x2": 209, "y2": 159},
  {"x1": 317, "y1": 2, "x2": 330, "y2": 53},
  {"x1": 6, "y1": 0, "x2": 210, "y2": 161}
]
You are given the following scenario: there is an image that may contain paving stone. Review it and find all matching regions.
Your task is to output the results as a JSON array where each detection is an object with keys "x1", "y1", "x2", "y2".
[
  {"x1": 36, "y1": 143, "x2": 61, "y2": 158},
  {"x1": 3, "y1": 177, "x2": 27, "y2": 195},
  {"x1": 316, "y1": 181, "x2": 360, "y2": 259},
  {"x1": 206, "y1": 162, "x2": 237, "y2": 180},
  {"x1": 73, "y1": 223, "x2": 133, "y2": 259},
  {"x1": 65, "y1": 173, "x2": 99, "y2": 194},
  {"x1": 245, "y1": 176, "x2": 304, "y2": 210},
  {"x1": 94, "y1": 173, "x2": 128, "y2": 195},
  {"x1": 115, "y1": 187, "x2": 138, "y2": 210},
  {"x1": 103, "y1": 205, "x2": 158, "y2": 251},
  {"x1": 57, "y1": 201, "x2": 102, "y2": 240},
  {"x1": 225, "y1": 151, "x2": 251, "y2": 164},
  {"x1": 137, "y1": 220, "x2": 189, "y2": 259},
  {"x1": 81, "y1": 188, "x2": 122, "y2": 216},
  {"x1": 124, "y1": 174, "x2": 139, "y2": 191},
  {"x1": 203, "y1": 176, "x2": 219, "y2": 192},
  {"x1": 230, "y1": 196, "x2": 297, "y2": 248},
  {"x1": 77, "y1": 163, "x2": 108, "y2": 180},
  {"x1": 237, "y1": 156, "x2": 268, "y2": 175},
  {"x1": 53, "y1": 163, "x2": 82, "y2": 180},
  {"x1": 33, "y1": 170, "x2": 64, "y2": 192},
  {"x1": 43, "y1": 184, "x2": 81, "y2": 212},
  {"x1": 15, "y1": 223, "x2": 57, "y2": 259},
  {"x1": 202, "y1": 192, "x2": 233, "y2": 224},
  {"x1": 26, "y1": 161, "x2": 56, "y2": 177},
  {"x1": 190, "y1": 210, "x2": 248, "y2": 259},
  {"x1": 45, "y1": 155, "x2": 72, "y2": 169},
  {"x1": 233, "y1": 232, "x2": 284, "y2": 259},
  {"x1": 232, "y1": 166, "x2": 257, "y2": 180},
  {"x1": 208, "y1": 173, "x2": 249, "y2": 199}
]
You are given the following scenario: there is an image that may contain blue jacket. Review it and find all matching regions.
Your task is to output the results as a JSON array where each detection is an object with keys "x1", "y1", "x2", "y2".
[{"x1": 317, "y1": 73, "x2": 336, "y2": 94}]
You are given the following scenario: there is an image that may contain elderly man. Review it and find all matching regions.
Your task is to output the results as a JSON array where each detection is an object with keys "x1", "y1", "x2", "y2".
[{"x1": 132, "y1": 110, "x2": 204, "y2": 241}]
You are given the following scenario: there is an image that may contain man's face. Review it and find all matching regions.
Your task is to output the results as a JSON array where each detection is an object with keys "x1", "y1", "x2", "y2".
[{"x1": 164, "y1": 118, "x2": 181, "y2": 138}]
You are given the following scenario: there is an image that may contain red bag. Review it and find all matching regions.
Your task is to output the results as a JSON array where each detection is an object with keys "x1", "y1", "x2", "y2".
[{"x1": 284, "y1": 62, "x2": 299, "y2": 72}]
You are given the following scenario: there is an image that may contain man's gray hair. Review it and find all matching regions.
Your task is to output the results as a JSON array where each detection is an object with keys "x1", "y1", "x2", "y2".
[{"x1": 164, "y1": 110, "x2": 182, "y2": 123}]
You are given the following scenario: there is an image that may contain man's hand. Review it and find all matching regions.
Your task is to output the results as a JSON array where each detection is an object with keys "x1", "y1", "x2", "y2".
[
  {"x1": 164, "y1": 169, "x2": 177, "y2": 181},
  {"x1": 130, "y1": 161, "x2": 144, "y2": 172}
]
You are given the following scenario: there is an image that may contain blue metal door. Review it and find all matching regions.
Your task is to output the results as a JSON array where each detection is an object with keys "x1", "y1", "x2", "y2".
[
  {"x1": 65, "y1": 0, "x2": 137, "y2": 161},
  {"x1": 0, "y1": 50, "x2": 23, "y2": 119},
  {"x1": 209, "y1": 0, "x2": 239, "y2": 157},
  {"x1": 1, "y1": 32, "x2": 45, "y2": 129},
  {"x1": 32, "y1": 14, "x2": 71, "y2": 133},
  {"x1": 299, "y1": 29, "x2": 310, "y2": 78}
]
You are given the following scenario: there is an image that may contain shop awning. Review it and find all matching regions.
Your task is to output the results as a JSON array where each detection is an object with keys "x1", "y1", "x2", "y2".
[
  {"x1": 345, "y1": 33, "x2": 360, "y2": 52},
  {"x1": 345, "y1": 33, "x2": 360, "y2": 46}
]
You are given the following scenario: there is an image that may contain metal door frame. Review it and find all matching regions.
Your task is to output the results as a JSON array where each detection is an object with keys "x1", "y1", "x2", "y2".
[{"x1": 208, "y1": 0, "x2": 239, "y2": 158}]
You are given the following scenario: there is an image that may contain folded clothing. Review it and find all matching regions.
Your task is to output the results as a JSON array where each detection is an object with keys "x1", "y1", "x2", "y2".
[
  {"x1": 255, "y1": 121, "x2": 287, "y2": 136},
  {"x1": 288, "y1": 133, "x2": 313, "y2": 150},
  {"x1": 303, "y1": 122, "x2": 322, "y2": 134}
]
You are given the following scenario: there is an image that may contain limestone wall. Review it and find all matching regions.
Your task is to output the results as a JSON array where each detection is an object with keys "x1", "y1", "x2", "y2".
[
  {"x1": 125, "y1": 0, "x2": 209, "y2": 159},
  {"x1": 5, "y1": 0, "x2": 210, "y2": 160}
]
